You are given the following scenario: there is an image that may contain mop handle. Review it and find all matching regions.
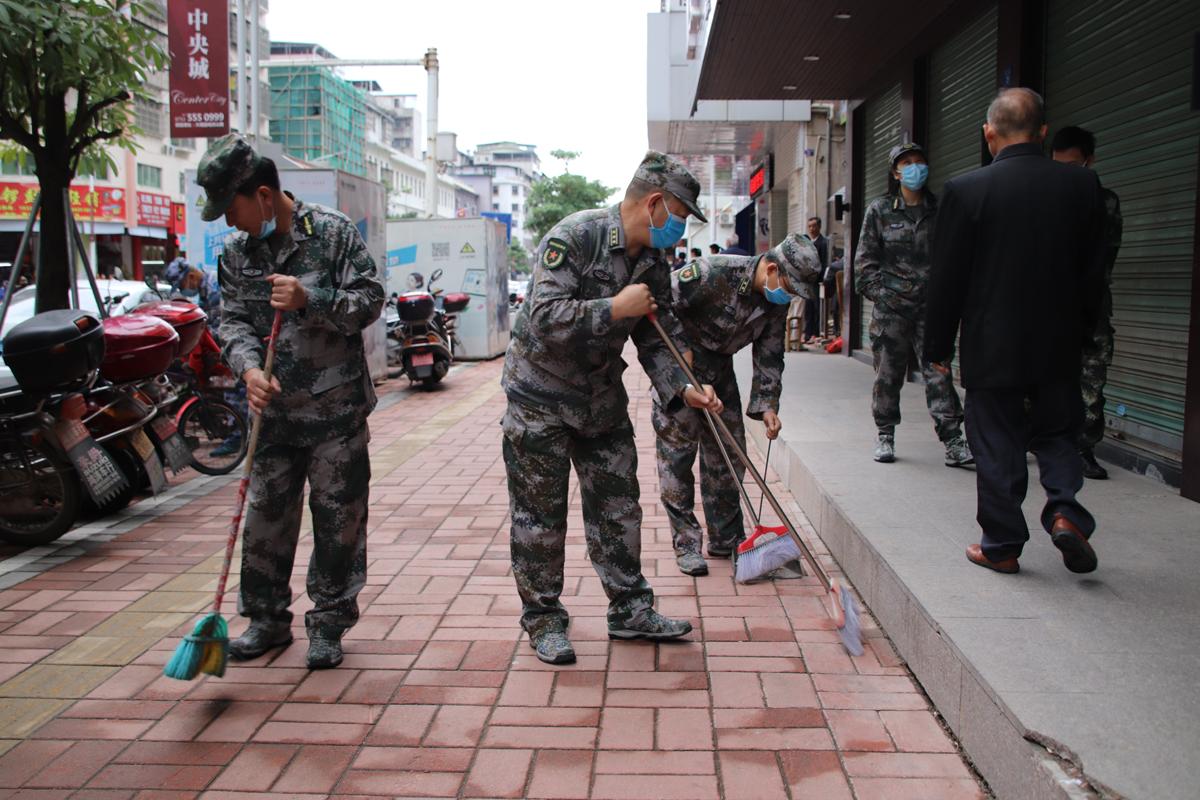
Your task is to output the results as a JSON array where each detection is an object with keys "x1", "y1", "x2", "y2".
[
  {"x1": 758, "y1": 439, "x2": 772, "y2": 520},
  {"x1": 647, "y1": 312, "x2": 833, "y2": 591},
  {"x1": 212, "y1": 309, "x2": 283, "y2": 615},
  {"x1": 699, "y1": 407, "x2": 760, "y2": 526}
]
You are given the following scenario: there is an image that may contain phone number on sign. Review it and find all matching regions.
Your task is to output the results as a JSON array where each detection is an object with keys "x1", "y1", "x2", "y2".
[{"x1": 176, "y1": 112, "x2": 226, "y2": 123}]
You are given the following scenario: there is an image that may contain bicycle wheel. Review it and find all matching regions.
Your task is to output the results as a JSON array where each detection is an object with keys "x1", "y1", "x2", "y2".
[
  {"x1": 178, "y1": 398, "x2": 248, "y2": 475},
  {"x1": 0, "y1": 440, "x2": 82, "y2": 546}
]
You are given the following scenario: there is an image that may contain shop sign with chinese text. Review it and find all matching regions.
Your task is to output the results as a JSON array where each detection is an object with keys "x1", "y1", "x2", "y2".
[
  {"x1": 167, "y1": 0, "x2": 229, "y2": 137},
  {"x1": 0, "y1": 182, "x2": 127, "y2": 222}
]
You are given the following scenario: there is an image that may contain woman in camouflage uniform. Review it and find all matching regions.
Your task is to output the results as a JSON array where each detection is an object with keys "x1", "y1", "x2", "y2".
[{"x1": 855, "y1": 143, "x2": 972, "y2": 467}]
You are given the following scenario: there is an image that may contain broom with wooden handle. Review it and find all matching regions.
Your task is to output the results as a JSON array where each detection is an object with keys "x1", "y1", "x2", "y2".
[
  {"x1": 646, "y1": 311, "x2": 863, "y2": 656},
  {"x1": 165, "y1": 309, "x2": 284, "y2": 680}
]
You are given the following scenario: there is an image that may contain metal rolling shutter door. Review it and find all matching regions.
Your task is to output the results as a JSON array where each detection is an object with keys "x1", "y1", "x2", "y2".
[
  {"x1": 926, "y1": 5, "x2": 998, "y2": 194},
  {"x1": 857, "y1": 84, "x2": 903, "y2": 352},
  {"x1": 1044, "y1": 0, "x2": 1199, "y2": 458}
]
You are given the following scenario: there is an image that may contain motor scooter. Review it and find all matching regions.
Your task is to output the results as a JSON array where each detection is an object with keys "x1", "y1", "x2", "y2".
[{"x1": 394, "y1": 268, "x2": 454, "y2": 387}]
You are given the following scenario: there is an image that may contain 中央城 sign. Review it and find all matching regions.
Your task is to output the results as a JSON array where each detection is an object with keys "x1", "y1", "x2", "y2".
[{"x1": 167, "y1": 0, "x2": 229, "y2": 138}]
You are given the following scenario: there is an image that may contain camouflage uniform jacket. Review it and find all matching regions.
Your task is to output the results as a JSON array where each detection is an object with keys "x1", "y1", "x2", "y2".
[
  {"x1": 1099, "y1": 186, "x2": 1123, "y2": 319},
  {"x1": 855, "y1": 192, "x2": 938, "y2": 316},
  {"x1": 670, "y1": 255, "x2": 786, "y2": 419},
  {"x1": 502, "y1": 204, "x2": 691, "y2": 430},
  {"x1": 219, "y1": 198, "x2": 385, "y2": 446}
]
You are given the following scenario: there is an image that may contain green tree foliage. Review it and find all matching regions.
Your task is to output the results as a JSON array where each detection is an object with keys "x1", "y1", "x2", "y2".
[
  {"x1": 525, "y1": 161, "x2": 613, "y2": 245},
  {"x1": 0, "y1": 0, "x2": 168, "y2": 311},
  {"x1": 507, "y1": 240, "x2": 530, "y2": 275}
]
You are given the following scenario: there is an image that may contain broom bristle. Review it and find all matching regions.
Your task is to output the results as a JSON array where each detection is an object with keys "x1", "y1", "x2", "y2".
[
  {"x1": 735, "y1": 534, "x2": 803, "y2": 583},
  {"x1": 164, "y1": 613, "x2": 228, "y2": 681},
  {"x1": 837, "y1": 585, "x2": 865, "y2": 656}
]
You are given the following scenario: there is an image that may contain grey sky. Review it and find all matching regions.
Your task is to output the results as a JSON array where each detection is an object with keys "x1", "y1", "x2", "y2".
[{"x1": 268, "y1": 0, "x2": 662, "y2": 199}]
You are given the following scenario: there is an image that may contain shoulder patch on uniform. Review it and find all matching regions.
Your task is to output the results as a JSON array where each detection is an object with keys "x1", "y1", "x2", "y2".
[
  {"x1": 679, "y1": 263, "x2": 700, "y2": 283},
  {"x1": 608, "y1": 226, "x2": 620, "y2": 249},
  {"x1": 301, "y1": 213, "x2": 316, "y2": 237},
  {"x1": 737, "y1": 276, "x2": 751, "y2": 295},
  {"x1": 543, "y1": 237, "x2": 568, "y2": 269}
]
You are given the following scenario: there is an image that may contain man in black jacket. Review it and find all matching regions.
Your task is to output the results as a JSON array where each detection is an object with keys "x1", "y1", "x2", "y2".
[{"x1": 923, "y1": 88, "x2": 1107, "y2": 576}]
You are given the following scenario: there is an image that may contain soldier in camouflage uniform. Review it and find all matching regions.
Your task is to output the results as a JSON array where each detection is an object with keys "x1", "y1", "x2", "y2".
[
  {"x1": 1051, "y1": 126, "x2": 1123, "y2": 480},
  {"x1": 855, "y1": 142, "x2": 972, "y2": 467},
  {"x1": 503, "y1": 151, "x2": 723, "y2": 664},
  {"x1": 198, "y1": 134, "x2": 384, "y2": 670},
  {"x1": 654, "y1": 234, "x2": 821, "y2": 576}
]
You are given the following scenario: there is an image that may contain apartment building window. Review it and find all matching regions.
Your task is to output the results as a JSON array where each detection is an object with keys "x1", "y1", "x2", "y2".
[
  {"x1": 493, "y1": 203, "x2": 499, "y2": 211},
  {"x1": 135, "y1": 97, "x2": 165, "y2": 138},
  {"x1": 493, "y1": 185, "x2": 499, "y2": 195},
  {"x1": 512, "y1": 184, "x2": 521, "y2": 196},
  {"x1": 78, "y1": 161, "x2": 111, "y2": 181},
  {"x1": 137, "y1": 163, "x2": 162, "y2": 189},
  {"x1": 0, "y1": 156, "x2": 36, "y2": 176},
  {"x1": 511, "y1": 203, "x2": 519, "y2": 213}
]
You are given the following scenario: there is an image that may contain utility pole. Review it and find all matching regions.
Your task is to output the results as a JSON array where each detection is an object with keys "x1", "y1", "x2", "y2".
[{"x1": 424, "y1": 48, "x2": 439, "y2": 219}]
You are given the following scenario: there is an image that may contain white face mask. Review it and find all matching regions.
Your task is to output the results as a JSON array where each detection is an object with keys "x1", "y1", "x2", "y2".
[{"x1": 255, "y1": 195, "x2": 276, "y2": 240}]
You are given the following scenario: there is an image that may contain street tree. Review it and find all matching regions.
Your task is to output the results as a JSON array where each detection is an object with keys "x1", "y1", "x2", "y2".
[
  {"x1": 507, "y1": 240, "x2": 530, "y2": 275},
  {"x1": 0, "y1": 0, "x2": 168, "y2": 311},
  {"x1": 525, "y1": 153, "x2": 613, "y2": 245}
]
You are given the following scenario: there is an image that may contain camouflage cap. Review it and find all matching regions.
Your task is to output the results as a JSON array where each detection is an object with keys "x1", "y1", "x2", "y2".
[
  {"x1": 196, "y1": 133, "x2": 262, "y2": 221},
  {"x1": 888, "y1": 141, "x2": 926, "y2": 167},
  {"x1": 633, "y1": 150, "x2": 707, "y2": 223},
  {"x1": 767, "y1": 233, "x2": 822, "y2": 293}
]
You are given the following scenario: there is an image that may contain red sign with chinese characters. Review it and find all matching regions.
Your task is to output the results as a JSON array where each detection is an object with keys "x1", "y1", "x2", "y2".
[
  {"x1": 137, "y1": 191, "x2": 173, "y2": 228},
  {"x1": 172, "y1": 202, "x2": 187, "y2": 235},
  {"x1": 167, "y1": 0, "x2": 229, "y2": 138},
  {"x1": 0, "y1": 182, "x2": 127, "y2": 222}
]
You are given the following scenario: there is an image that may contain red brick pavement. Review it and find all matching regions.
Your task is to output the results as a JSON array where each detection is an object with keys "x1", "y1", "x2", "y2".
[{"x1": 0, "y1": 354, "x2": 988, "y2": 799}]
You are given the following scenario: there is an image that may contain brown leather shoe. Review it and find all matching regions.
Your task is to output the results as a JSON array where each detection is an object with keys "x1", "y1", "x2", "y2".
[
  {"x1": 1050, "y1": 515, "x2": 1097, "y2": 573},
  {"x1": 965, "y1": 543, "x2": 1019, "y2": 574}
]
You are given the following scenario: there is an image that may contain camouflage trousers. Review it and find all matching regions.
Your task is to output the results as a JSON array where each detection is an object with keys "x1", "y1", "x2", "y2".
[
  {"x1": 502, "y1": 399, "x2": 654, "y2": 635},
  {"x1": 238, "y1": 424, "x2": 371, "y2": 636},
  {"x1": 1079, "y1": 321, "x2": 1114, "y2": 449},
  {"x1": 652, "y1": 359, "x2": 747, "y2": 555},
  {"x1": 869, "y1": 307, "x2": 964, "y2": 441}
]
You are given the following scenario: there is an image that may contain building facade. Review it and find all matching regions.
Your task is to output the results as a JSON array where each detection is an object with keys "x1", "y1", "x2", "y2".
[{"x1": 652, "y1": 0, "x2": 1200, "y2": 497}]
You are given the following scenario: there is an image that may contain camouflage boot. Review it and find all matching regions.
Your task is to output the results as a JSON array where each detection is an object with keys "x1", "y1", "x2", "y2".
[
  {"x1": 529, "y1": 623, "x2": 576, "y2": 665},
  {"x1": 306, "y1": 630, "x2": 344, "y2": 670},
  {"x1": 874, "y1": 433, "x2": 896, "y2": 463},
  {"x1": 608, "y1": 608, "x2": 693, "y2": 641},
  {"x1": 229, "y1": 620, "x2": 293, "y2": 661},
  {"x1": 943, "y1": 435, "x2": 974, "y2": 468},
  {"x1": 676, "y1": 551, "x2": 709, "y2": 576}
]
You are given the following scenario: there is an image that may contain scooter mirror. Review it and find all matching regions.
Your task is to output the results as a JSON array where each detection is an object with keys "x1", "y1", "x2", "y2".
[{"x1": 429, "y1": 268, "x2": 443, "y2": 286}]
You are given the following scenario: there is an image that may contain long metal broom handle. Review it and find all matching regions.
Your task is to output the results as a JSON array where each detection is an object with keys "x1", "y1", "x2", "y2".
[
  {"x1": 647, "y1": 311, "x2": 832, "y2": 591},
  {"x1": 700, "y1": 406, "x2": 759, "y2": 527}
]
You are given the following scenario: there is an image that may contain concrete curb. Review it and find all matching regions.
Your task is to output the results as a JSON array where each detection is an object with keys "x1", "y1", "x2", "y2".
[{"x1": 747, "y1": 424, "x2": 1102, "y2": 800}]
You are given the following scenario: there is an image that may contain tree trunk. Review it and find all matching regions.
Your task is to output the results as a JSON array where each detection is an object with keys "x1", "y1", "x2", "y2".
[{"x1": 34, "y1": 90, "x2": 74, "y2": 314}]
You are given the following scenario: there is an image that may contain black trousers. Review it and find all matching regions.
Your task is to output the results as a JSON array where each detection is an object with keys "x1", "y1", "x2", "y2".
[
  {"x1": 965, "y1": 380, "x2": 1096, "y2": 561},
  {"x1": 803, "y1": 294, "x2": 820, "y2": 338}
]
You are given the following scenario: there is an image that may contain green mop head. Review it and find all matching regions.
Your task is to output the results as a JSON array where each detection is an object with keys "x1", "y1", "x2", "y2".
[{"x1": 164, "y1": 612, "x2": 229, "y2": 680}]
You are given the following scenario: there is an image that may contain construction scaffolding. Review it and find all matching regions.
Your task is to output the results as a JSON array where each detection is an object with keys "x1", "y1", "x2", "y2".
[{"x1": 268, "y1": 65, "x2": 368, "y2": 177}]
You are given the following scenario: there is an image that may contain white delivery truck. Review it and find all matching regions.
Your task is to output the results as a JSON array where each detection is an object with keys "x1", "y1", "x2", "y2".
[
  {"x1": 385, "y1": 217, "x2": 510, "y2": 360},
  {"x1": 184, "y1": 166, "x2": 390, "y2": 383}
]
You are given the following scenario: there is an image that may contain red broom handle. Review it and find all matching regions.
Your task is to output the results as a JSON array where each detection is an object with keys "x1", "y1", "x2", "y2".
[{"x1": 212, "y1": 310, "x2": 283, "y2": 615}]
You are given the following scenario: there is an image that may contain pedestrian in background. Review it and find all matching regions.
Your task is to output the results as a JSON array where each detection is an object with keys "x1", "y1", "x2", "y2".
[
  {"x1": 924, "y1": 88, "x2": 1106, "y2": 575},
  {"x1": 708, "y1": 243, "x2": 721, "y2": 256},
  {"x1": 690, "y1": 246, "x2": 703, "y2": 259},
  {"x1": 201, "y1": 133, "x2": 385, "y2": 669},
  {"x1": 802, "y1": 216, "x2": 828, "y2": 343},
  {"x1": 654, "y1": 234, "x2": 821, "y2": 576},
  {"x1": 1051, "y1": 125, "x2": 1123, "y2": 480},
  {"x1": 502, "y1": 151, "x2": 722, "y2": 665},
  {"x1": 855, "y1": 142, "x2": 972, "y2": 467}
]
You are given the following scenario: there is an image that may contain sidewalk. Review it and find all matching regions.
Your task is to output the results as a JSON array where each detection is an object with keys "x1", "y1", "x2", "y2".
[
  {"x1": 0, "y1": 353, "x2": 986, "y2": 799},
  {"x1": 735, "y1": 348, "x2": 1200, "y2": 800}
]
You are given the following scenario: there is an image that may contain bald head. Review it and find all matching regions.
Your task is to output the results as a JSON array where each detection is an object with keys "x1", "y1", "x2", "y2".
[
  {"x1": 983, "y1": 88, "x2": 1047, "y2": 155},
  {"x1": 986, "y1": 88, "x2": 1044, "y2": 139}
]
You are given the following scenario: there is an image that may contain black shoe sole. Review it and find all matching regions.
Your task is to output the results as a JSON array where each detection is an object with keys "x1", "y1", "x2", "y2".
[
  {"x1": 528, "y1": 638, "x2": 576, "y2": 664},
  {"x1": 228, "y1": 633, "x2": 293, "y2": 661},
  {"x1": 306, "y1": 652, "x2": 343, "y2": 670},
  {"x1": 705, "y1": 550, "x2": 732, "y2": 559},
  {"x1": 608, "y1": 624, "x2": 693, "y2": 641},
  {"x1": 1052, "y1": 530, "x2": 1098, "y2": 574}
]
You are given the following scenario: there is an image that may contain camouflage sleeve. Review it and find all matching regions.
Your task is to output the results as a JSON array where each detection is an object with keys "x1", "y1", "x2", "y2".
[
  {"x1": 525, "y1": 230, "x2": 614, "y2": 350},
  {"x1": 854, "y1": 201, "x2": 884, "y2": 300},
  {"x1": 747, "y1": 310, "x2": 786, "y2": 419},
  {"x1": 303, "y1": 218, "x2": 385, "y2": 334},
  {"x1": 217, "y1": 248, "x2": 264, "y2": 378},
  {"x1": 630, "y1": 261, "x2": 690, "y2": 406}
]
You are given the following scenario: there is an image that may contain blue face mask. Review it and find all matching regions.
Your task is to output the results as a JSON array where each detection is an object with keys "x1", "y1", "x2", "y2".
[
  {"x1": 649, "y1": 198, "x2": 687, "y2": 250},
  {"x1": 255, "y1": 197, "x2": 276, "y2": 240},
  {"x1": 763, "y1": 271, "x2": 793, "y2": 305},
  {"x1": 900, "y1": 163, "x2": 929, "y2": 191}
]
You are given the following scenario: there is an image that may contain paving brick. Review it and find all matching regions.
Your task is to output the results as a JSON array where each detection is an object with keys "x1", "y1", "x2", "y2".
[
  {"x1": 594, "y1": 750, "x2": 714, "y2": 774},
  {"x1": 842, "y1": 752, "x2": 974, "y2": 779},
  {"x1": 825, "y1": 709, "x2": 895, "y2": 751},
  {"x1": 759, "y1": 672, "x2": 819, "y2": 708},
  {"x1": 194, "y1": 703, "x2": 277, "y2": 742},
  {"x1": 852, "y1": 776, "x2": 986, "y2": 799},
  {"x1": 591, "y1": 773, "x2": 720, "y2": 800},
  {"x1": 209, "y1": 744, "x2": 296, "y2": 792},
  {"x1": 251, "y1": 721, "x2": 370, "y2": 745},
  {"x1": 525, "y1": 750, "x2": 593, "y2": 800},
  {"x1": 717, "y1": 751, "x2": 790, "y2": 800},
  {"x1": 488, "y1": 706, "x2": 600, "y2": 727},
  {"x1": 780, "y1": 750, "x2": 854, "y2": 800},
  {"x1": 365, "y1": 704, "x2": 437, "y2": 746},
  {"x1": 496, "y1": 671, "x2": 554, "y2": 707},
  {"x1": 480, "y1": 725, "x2": 597, "y2": 750},
  {"x1": 423, "y1": 704, "x2": 490, "y2": 747},
  {"x1": 462, "y1": 748, "x2": 532, "y2": 798},
  {"x1": 87, "y1": 765, "x2": 220, "y2": 791},
  {"x1": 596, "y1": 706, "x2": 654, "y2": 750},
  {"x1": 657, "y1": 708, "x2": 713, "y2": 750},
  {"x1": 0, "y1": 740, "x2": 73, "y2": 788},
  {"x1": 112, "y1": 742, "x2": 239, "y2": 766},
  {"x1": 880, "y1": 710, "x2": 958, "y2": 753},
  {"x1": 336, "y1": 768, "x2": 462, "y2": 797}
]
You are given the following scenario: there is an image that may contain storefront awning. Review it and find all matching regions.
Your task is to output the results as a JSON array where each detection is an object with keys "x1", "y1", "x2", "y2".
[
  {"x1": 0, "y1": 220, "x2": 126, "y2": 236},
  {"x1": 696, "y1": 0, "x2": 964, "y2": 100},
  {"x1": 127, "y1": 226, "x2": 170, "y2": 240}
]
